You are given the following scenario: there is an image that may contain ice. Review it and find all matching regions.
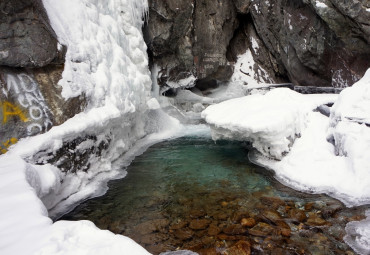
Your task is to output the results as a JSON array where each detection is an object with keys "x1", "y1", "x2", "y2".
[
  {"x1": 345, "y1": 210, "x2": 370, "y2": 255},
  {"x1": 201, "y1": 88, "x2": 337, "y2": 159},
  {"x1": 42, "y1": 0, "x2": 151, "y2": 108}
]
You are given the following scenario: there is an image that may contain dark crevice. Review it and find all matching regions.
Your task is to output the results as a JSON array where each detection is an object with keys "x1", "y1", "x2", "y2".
[{"x1": 226, "y1": 12, "x2": 251, "y2": 63}]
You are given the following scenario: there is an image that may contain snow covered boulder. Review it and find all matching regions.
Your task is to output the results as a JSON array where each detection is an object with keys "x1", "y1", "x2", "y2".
[
  {"x1": 326, "y1": 69, "x2": 370, "y2": 203},
  {"x1": 251, "y1": 70, "x2": 370, "y2": 207},
  {"x1": 201, "y1": 88, "x2": 337, "y2": 159},
  {"x1": 329, "y1": 69, "x2": 370, "y2": 157}
]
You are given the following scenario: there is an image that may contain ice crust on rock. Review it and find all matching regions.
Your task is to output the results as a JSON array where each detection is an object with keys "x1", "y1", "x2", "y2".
[
  {"x1": 345, "y1": 210, "x2": 370, "y2": 255},
  {"x1": 201, "y1": 88, "x2": 337, "y2": 159}
]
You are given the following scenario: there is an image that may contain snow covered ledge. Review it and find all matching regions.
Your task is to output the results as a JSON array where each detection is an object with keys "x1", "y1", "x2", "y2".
[
  {"x1": 201, "y1": 88, "x2": 337, "y2": 160},
  {"x1": 0, "y1": 155, "x2": 150, "y2": 255}
]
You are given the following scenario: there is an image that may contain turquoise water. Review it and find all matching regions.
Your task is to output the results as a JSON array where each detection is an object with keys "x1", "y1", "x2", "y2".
[{"x1": 61, "y1": 137, "x2": 362, "y2": 254}]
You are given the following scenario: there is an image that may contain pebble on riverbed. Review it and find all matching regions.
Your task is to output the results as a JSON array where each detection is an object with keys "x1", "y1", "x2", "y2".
[{"x1": 116, "y1": 193, "x2": 364, "y2": 255}]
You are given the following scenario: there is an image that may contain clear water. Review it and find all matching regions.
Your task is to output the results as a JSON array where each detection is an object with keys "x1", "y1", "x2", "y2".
[{"x1": 61, "y1": 137, "x2": 366, "y2": 254}]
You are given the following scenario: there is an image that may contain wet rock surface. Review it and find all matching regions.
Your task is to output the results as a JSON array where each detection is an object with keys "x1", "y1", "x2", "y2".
[{"x1": 61, "y1": 138, "x2": 368, "y2": 255}]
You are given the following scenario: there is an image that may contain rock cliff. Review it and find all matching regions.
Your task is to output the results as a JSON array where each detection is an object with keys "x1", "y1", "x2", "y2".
[
  {"x1": 0, "y1": 0, "x2": 82, "y2": 154},
  {"x1": 145, "y1": 0, "x2": 370, "y2": 90},
  {"x1": 1, "y1": 0, "x2": 369, "y2": 153}
]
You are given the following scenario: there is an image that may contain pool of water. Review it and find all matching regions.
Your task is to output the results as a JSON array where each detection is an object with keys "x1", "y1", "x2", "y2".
[{"x1": 61, "y1": 136, "x2": 366, "y2": 254}]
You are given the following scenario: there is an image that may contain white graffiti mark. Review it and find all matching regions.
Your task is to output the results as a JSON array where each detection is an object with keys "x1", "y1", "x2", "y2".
[
  {"x1": 4, "y1": 73, "x2": 53, "y2": 136},
  {"x1": 29, "y1": 106, "x2": 43, "y2": 120},
  {"x1": 27, "y1": 123, "x2": 43, "y2": 135}
]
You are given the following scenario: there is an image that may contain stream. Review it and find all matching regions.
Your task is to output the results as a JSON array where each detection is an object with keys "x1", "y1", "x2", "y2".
[{"x1": 61, "y1": 136, "x2": 367, "y2": 255}]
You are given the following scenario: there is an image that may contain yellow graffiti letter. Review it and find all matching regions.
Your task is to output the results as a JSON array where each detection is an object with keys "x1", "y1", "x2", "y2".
[{"x1": 2, "y1": 101, "x2": 28, "y2": 124}]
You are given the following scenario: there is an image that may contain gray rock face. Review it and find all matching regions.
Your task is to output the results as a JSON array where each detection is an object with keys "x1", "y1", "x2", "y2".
[
  {"x1": 0, "y1": 0, "x2": 62, "y2": 67},
  {"x1": 144, "y1": 0, "x2": 239, "y2": 89},
  {"x1": 0, "y1": 67, "x2": 85, "y2": 155},
  {"x1": 146, "y1": 0, "x2": 370, "y2": 89},
  {"x1": 250, "y1": 0, "x2": 370, "y2": 87}
]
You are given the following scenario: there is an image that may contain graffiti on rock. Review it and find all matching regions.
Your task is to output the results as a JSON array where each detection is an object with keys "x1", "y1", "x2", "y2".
[
  {"x1": 0, "y1": 73, "x2": 53, "y2": 154},
  {"x1": 0, "y1": 137, "x2": 18, "y2": 154}
]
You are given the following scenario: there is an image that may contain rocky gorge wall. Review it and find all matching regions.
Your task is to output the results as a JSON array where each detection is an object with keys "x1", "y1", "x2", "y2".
[
  {"x1": 0, "y1": 0, "x2": 83, "y2": 154},
  {"x1": 144, "y1": 0, "x2": 370, "y2": 90},
  {"x1": 1, "y1": 0, "x2": 369, "y2": 154}
]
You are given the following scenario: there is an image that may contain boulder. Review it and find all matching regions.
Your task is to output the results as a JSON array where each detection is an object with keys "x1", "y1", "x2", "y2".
[{"x1": 0, "y1": 0, "x2": 63, "y2": 67}]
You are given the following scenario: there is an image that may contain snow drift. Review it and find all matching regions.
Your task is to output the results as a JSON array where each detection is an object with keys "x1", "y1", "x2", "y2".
[{"x1": 201, "y1": 88, "x2": 337, "y2": 159}]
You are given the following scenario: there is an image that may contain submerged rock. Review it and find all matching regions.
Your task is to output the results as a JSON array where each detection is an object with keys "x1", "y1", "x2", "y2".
[
  {"x1": 189, "y1": 219, "x2": 212, "y2": 230},
  {"x1": 222, "y1": 240, "x2": 251, "y2": 255}
]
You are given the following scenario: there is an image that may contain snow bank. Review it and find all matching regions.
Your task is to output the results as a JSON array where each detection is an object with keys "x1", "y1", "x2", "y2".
[
  {"x1": 0, "y1": 155, "x2": 51, "y2": 255},
  {"x1": 36, "y1": 221, "x2": 150, "y2": 255},
  {"x1": 201, "y1": 88, "x2": 337, "y2": 159},
  {"x1": 246, "y1": 70, "x2": 370, "y2": 207},
  {"x1": 0, "y1": 155, "x2": 151, "y2": 255},
  {"x1": 252, "y1": 111, "x2": 370, "y2": 205}
]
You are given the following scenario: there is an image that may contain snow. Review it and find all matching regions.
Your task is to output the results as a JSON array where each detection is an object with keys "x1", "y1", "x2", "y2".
[
  {"x1": 42, "y1": 0, "x2": 151, "y2": 108},
  {"x1": 201, "y1": 88, "x2": 337, "y2": 159},
  {"x1": 330, "y1": 69, "x2": 370, "y2": 125},
  {"x1": 252, "y1": 111, "x2": 370, "y2": 205},
  {"x1": 0, "y1": 154, "x2": 152, "y2": 255},
  {"x1": 167, "y1": 75, "x2": 196, "y2": 89},
  {"x1": 32, "y1": 0, "x2": 153, "y2": 217},
  {"x1": 251, "y1": 72, "x2": 370, "y2": 206},
  {"x1": 0, "y1": 0, "x2": 368, "y2": 252},
  {"x1": 251, "y1": 37, "x2": 259, "y2": 52},
  {"x1": 0, "y1": 155, "x2": 51, "y2": 255},
  {"x1": 316, "y1": 2, "x2": 328, "y2": 8},
  {"x1": 147, "y1": 98, "x2": 161, "y2": 110},
  {"x1": 198, "y1": 48, "x2": 274, "y2": 102},
  {"x1": 36, "y1": 221, "x2": 151, "y2": 255},
  {"x1": 229, "y1": 49, "x2": 272, "y2": 90}
]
